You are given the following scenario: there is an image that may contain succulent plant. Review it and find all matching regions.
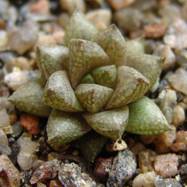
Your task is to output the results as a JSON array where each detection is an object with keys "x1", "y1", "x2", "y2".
[{"x1": 9, "y1": 12, "x2": 170, "y2": 155}]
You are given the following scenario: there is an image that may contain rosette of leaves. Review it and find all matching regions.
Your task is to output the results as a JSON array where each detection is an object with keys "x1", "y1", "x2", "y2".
[{"x1": 9, "y1": 12, "x2": 170, "y2": 156}]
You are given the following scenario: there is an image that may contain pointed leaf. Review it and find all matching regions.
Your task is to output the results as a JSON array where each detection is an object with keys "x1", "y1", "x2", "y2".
[
  {"x1": 126, "y1": 97, "x2": 170, "y2": 135},
  {"x1": 78, "y1": 131, "x2": 107, "y2": 163},
  {"x1": 96, "y1": 24, "x2": 126, "y2": 65},
  {"x1": 106, "y1": 66, "x2": 150, "y2": 109},
  {"x1": 69, "y1": 39, "x2": 110, "y2": 88},
  {"x1": 75, "y1": 84, "x2": 113, "y2": 113},
  {"x1": 47, "y1": 110, "x2": 90, "y2": 150},
  {"x1": 84, "y1": 107, "x2": 129, "y2": 140},
  {"x1": 92, "y1": 65, "x2": 117, "y2": 88},
  {"x1": 125, "y1": 54, "x2": 162, "y2": 88},
  {"x1": 9, "y1": 81, "x2": 50, "y2": 117},
  {"x1": 80, "y1": 74, "x2": 95, "y2": 84},
  {"x1": 43, "y1": 71, "x2": 83, "y2": 112},
  {"x1": 36, "y1": 45, "x2": 69, "y2": 79},
  {"x1": 64, "y1": 12, "x2": 98, "y2": 46}
]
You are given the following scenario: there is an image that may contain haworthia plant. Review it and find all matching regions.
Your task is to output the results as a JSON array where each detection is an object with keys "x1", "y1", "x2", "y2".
[{"x1": 9, "y1": 12, "x2": 170, "y2": 159}]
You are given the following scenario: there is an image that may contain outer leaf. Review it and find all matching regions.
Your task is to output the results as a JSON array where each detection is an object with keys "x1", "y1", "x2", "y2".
[
  {"x1": 64, "y1": 12, "x2": 98, "y2": 46},
  {"x1": 78, "y1": 131, "x2": 107, "y2": 163},
  {"x1": 96, "y1": 24, "x2": 126, "y2": 65},
  {"x1": 69, "y1": 39, "x2": 110, "y2": 88},
  {"x1": 47, "y1": 110, "x2": 90, "y2": 150},
  {"x1": 43, "y1": 71, "x2": 83, "y2": 112},
  {"x1": 9, "y1": 81, "x2": 50, "y2": 117},
  {"x1": 125, "y1": 54, "x2": 162, "y2": 88},
  {"x1": 126, "y1": 97, "x2": 170, "y2": 135},
  {"x1": 92, "y1": 65, "x2": 117, "y2": 88},
  {"x1": 84, "y1": 106, "x2": 129, "y2": 140},
  {"x1": 36, "y1": 45, "x2": 69, "y2": 79},
  {"x1": 75, "y1": 84, "x2": 113, "y2": 113},
  {"x1": 106, "y1": 66, "x2": 150, "y2": 109}
]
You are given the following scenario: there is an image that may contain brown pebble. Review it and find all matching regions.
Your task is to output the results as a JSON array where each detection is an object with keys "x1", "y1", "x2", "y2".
[
  {"x1": 171, "y1": 131, "x2": 187, "y2": 152},
  {"x1": 94, "y1": 157, "x2": 113, "y2": 182},
  {"x1": 154, "y1": 154, "x2": 179, "y2": 177},
  {"x1": 0, "y1": 154, "x2": 20, "y2": 187},
  {"x1": 144, "y1": 23, "x2": 167, "y2": 38},
  {"x1": 132, "y1": 171, "x2": 157, "y2": 187},
  {"x1": 154, "y1": 126, "x2": 176, "y2": 153},
  {"x1": 30, "y1": 159, "x2": 60, "y2": 184},
  {"x1": 30, "y1": 0, "x2": 49, "y2": 14},
  {"x1": 107, "y1": 0, "x2": 135, "y2": 10},
  {"x1": 20, "y1": 114, "x2": 39, "y2": 135},
  {"x1": 138, "y1": 149, "x2": 156, "y2": 173}
]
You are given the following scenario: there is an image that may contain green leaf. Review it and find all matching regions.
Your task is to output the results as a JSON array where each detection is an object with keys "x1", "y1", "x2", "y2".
[
  {"x1": 78, "y1": 131, "x2": 107, "y2": 163},
  {"x1": 84, "y1": 107, "x2": 129, "y2": 140},
  {"x1": 43, "y1": 71, "x2": 83, "y2": 112},
  {"x1": 9, "y1": 81, "x2": 50, "y2": 117},
  {"x1": 126, "y1": 97, "x2": 170, "y2": 135},
  {"x1": 75, "y1": 84, "x2": 113, "y2": 113},
  {"x1": 64, "y1": 12, "x2": 98, "y2": 46},
  {"x1": 69, "y1": 39, "x2": 110, "y2": 88},
  {"x1": 96, "y1": 24, "x2": 126, "y2": 65},
  {"x1": 36, "y1": 45, "x2": 69, "y2": 79},
  {"x1": 92, "y1": 65, "x2": 117, "y2": 88},
  {"x1": 106, "y1": 66, "x2": 149, "y2": 109},
  {"x1": 47, "y1": 110, "x2": 90, "y2": 150},
  {"x1": 125, "y1": 54, "x2": 162, "y2": 88}
]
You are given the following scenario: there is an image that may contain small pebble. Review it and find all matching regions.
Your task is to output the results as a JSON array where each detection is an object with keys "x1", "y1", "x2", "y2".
[
  {"x1": 132, "y1": 171, "x2": 157, "y2": 187},
  {"x1": 144, "y1": 23, "x2": 167, "y2": 38},
  {"x1": 94, "y1": 157, "x2": 113, "y2": 182},
  {"x1": 154, "y1": 154, "x2": 179, "y2": 177},
  {"x1": 172, "y1": 104, "x2": 185, "y2": 127},
  {"x1": 58, "y1": 162, "x2": 97, "y2": 187},
  {"x1": 60, "y1": 0, "x2": 85, "y2": 14},
  {"x1": 10, "y1": 57, "x2": 34, "y2": 70},
  {"x1": 30, "y1": 159, "x2": 60, "y2": 184},
  {"x1": 86, "y1": 9, "x2": 112, "y2": 30},
  {"x1": 114, "y1": 8, "x2": 144, "y2": 33},
  {"x1": 107, "y1": 0, "x2": 135, "y2": 10},
  {"x1": 0, "y1": 109, "x2": 12, "y2": 134},
  {"x1": 138, "y1": 149, "x2": 156, "y2": 172},
  {"x1": 30, "y1": 0, "x2": 49, "y2": 15},
  {"x1": 17, "y1": 135, "x2": 39, "y2": 170},
  {"x1": 154, "y1": 44, "x2": 176, "y2": 70},
  {"x1": 20, "y1": 114, "x2": 40, "y2": 135},
  {"x1": 168, "y1": 68, "x2": 187, "y2": 95},
  {"x1": 157, "y1": 89, "x2": 177, "y2": 123},
  {"x1": 8, "y1": 21, "x2": 38, "y2": 54},
  {"x1": 153, "y1": 126, "x2": 176, "y2": 153},
  {"x1": 0, "y1": 154, "x2": 20, "y2": 187},
  {"x1": 0, "y1": 129, "x2": 11, "y2": 155},
  {"x1": 154, "y1": 178, "x2": 182, "y2": 187},
  {"x1": 107, "y1": 149, "x2": 137, "y2": 187},
  {"x1": 171, "y1": 131, "x2": 187, "y2": 152},
  {"x1": 4, "y1": 69, "x2": 39, "y2": 90},
  {"x1": 164, "y1": 19, "x2": 187, "y2": 50}
]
